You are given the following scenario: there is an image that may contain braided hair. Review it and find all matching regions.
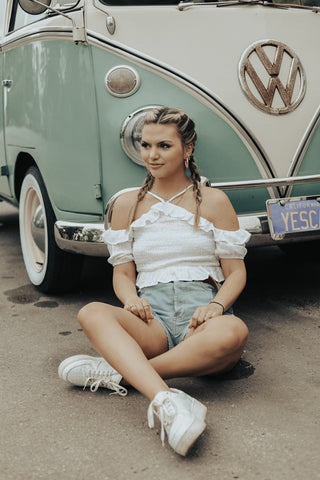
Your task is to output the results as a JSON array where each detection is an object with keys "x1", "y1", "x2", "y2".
[
  {"x1": 188, "y1": 154, "x2": 202, "y2": 227},
  {"x1": 127, "y1": 106, "x2": 202, "y2": 227}
]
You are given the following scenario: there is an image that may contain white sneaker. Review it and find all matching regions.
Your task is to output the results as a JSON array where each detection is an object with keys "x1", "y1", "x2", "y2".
[
  {"x1": 147, "y1": 389, "x2": 206, "y2": 456},
  {"x1": 170, "y1": 388, "x2": 207, "y2": 422},
  {"x1": 58, "y1": 355, "x2": 127, "y2": 396}
]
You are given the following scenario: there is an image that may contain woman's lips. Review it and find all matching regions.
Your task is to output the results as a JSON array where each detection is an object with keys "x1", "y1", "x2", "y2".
[{"x1": 149, "y1": 163, "x2": 164, "y2": 169}]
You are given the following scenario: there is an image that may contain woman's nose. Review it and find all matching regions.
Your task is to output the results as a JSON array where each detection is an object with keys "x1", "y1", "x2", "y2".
[{"x1": 149, "y1": 147, "x2": 159, "y2": 159}]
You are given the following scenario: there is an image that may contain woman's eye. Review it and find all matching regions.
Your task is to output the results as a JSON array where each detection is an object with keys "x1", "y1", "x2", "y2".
[
  {"x1": 160, "y1": 143, "x2": 170, "y2": 149},
  {"x1": 141, "y1": 142, "x2": 149, "y2": 149}
]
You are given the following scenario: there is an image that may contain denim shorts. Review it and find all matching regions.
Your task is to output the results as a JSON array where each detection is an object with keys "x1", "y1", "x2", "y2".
[{"x1": 138, "y1": 281, "x2": 233, "y2": 350}]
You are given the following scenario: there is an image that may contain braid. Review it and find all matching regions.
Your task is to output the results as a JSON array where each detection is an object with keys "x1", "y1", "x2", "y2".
[
  {"x1": 127, "y1": 172, "x2": 154, "y2": 228},
  {"x1": 138, "y1": 172, "x2": 154, "y2": 201},
  {"x1": 189, "y1": 155, "x2": 202, "y2": 228}
]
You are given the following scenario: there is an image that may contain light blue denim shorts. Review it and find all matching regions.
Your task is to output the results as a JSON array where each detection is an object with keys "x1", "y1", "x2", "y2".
[{"x1": 138, "y1": 281, "x2": 233, "y2": 350}]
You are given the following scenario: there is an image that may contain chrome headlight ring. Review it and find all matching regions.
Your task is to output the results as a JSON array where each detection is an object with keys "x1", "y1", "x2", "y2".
[{"x1": 120, "y1": 106, "x2": 162, "y2": 166}]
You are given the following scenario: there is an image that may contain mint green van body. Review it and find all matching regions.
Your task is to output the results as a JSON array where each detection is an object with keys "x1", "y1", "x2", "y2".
[{"x1": 0, "y1": 0, "x2": 319, "y2": 291}]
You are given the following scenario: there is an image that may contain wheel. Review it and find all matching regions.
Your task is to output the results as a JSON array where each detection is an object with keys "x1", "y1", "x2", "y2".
[{"x1": 19, "y1": 166, "x2": 83, "y2": 292}]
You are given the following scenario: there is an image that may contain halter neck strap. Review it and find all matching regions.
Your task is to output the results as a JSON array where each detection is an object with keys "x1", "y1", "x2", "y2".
[{"x1": 147, "y1": 184, "x2": 193, "y2": 203}]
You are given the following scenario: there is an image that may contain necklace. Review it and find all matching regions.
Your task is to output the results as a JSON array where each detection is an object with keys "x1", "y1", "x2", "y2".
[{"x1": 151, "y1": 181, "x2": 192, "y2": 201}]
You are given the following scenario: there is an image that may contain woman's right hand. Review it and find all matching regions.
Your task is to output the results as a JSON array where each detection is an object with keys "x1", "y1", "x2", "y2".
[{"x1": 124, "y1": 297, "x2": 155, "y2": 323}]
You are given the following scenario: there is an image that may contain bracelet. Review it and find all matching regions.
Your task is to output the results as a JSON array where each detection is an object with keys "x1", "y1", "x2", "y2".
[{"x1": 209, "y1": 300, "x2": 225, "y2": 314}]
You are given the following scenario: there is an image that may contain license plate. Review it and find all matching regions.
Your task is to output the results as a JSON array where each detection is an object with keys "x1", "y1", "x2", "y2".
[{"x1": 266, "y1": 196, "x2": 320, "y2": 240}]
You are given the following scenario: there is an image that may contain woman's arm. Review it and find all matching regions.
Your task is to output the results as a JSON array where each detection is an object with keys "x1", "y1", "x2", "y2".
[
  {"x1": 188, "y1": 187, "x2": 248, "y2": 328},
  {"x1": 213, "y1": 258, "x2": 247, "y2": 313},
  {"x1": 210, "y1": 188, "x2": 248, "y2": 309},
  {"x1": 110, "y1": 194, "x2": 154, "y2": 323},
  {"x1": 112, "y1": 261, "x2": 139, "y2": 307},
  {"x1": 188, "y1": 258, "x2": 246, "y2": 329},
  {"x1": 112, "y1": 263, "x2": 153, "y2": 323}
]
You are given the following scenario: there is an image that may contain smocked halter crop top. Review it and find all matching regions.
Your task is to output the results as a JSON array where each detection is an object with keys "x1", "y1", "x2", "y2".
[{"x1": 103, "y1": 185, "x2": 250, "y2": 289}]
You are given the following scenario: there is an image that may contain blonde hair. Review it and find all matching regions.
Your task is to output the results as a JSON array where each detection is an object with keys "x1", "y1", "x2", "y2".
[{"x1": 128, "y1": 106, "x2": 202, "y2": 227}]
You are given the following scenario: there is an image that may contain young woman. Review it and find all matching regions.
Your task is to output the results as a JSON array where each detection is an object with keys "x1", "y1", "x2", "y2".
[{"x1": 58, "y1": 107, "x2": 250, "y2": 456}]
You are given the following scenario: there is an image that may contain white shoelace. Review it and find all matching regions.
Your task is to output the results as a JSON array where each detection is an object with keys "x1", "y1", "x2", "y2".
[
  {"x1": 147, "y1": 395, "x2": 177, "y2": 445},
  {"x1": 83, "y1": 370, "x2": 127, "y2": 396}
]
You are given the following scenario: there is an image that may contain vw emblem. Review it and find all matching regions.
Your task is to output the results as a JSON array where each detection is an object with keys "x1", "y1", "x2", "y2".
[{"x1": 239, "y1": 40, "x2": 306, "y2": 115}]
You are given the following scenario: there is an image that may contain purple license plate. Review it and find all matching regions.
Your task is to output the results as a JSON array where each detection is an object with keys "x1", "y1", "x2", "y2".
[{"x1": 266, "y1": 196, "x2": 320, "y2": 239}]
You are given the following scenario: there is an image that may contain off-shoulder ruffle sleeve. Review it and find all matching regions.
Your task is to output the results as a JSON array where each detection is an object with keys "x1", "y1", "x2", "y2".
[
  {"x1": 103, "y1": 228, "x2": 134, "y2": 266},
  {"x1": 213, "y1": 227, "x2": 251, "y2": 259}
]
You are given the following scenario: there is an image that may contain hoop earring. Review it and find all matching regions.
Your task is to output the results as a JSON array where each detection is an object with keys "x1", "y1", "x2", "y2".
[{"x1": 184, "y1": 157, "x2": 190, "y2": 169}]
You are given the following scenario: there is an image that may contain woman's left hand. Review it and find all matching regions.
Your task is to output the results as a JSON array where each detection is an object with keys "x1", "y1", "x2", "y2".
[{"x1": 188, "y1": 303, "x2": 224, "y2": 330}]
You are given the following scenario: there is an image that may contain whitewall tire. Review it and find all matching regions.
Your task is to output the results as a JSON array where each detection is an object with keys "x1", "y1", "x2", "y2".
[{"x1": 19, "y1": 166, "x2": 83, "y2": 292}]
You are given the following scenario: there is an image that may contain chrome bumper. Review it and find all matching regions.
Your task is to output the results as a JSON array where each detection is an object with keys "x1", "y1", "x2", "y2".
[
  {"x1": 54, "y1": 221, "x2": 108, "y2": 256},
  {"x1": 54, "y1": 214, "x2": 320, "y2": 257}
]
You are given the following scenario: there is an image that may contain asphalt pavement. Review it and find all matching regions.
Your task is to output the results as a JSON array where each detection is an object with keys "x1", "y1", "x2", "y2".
[{"x1": 1, "y1": 201, "x2": 319, "y2": 480}]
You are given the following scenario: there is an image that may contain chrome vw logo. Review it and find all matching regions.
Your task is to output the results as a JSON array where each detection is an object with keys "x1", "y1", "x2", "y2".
[{"x1": 239, "y1": 40, "x2": 306, "y2": 115}]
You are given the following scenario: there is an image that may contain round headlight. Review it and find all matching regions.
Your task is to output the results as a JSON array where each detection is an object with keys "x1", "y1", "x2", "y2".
[
  {"x1": 120, "y1": 106, "x2": 162, "y2": 165},
  {"x1": 105, "y1": 66, "x2": 140, "y2": 97},
  {"x1": 19, "y1": 0, "x2": 51, "y2": 15}
]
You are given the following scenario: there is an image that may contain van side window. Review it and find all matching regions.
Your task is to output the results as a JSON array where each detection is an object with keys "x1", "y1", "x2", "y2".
[{"x1": 9, "y1": 0, "x2": 47, "y2": 32}]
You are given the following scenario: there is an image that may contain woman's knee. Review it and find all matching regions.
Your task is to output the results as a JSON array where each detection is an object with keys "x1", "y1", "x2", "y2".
[
  {"x1": 223, "y1": 316, "x2": 248, "y2": 352},
  {"x1": 206, "y1": 315, "x2": 248, "y2": 356},
  {"x1": 233, "y1": 317, "x2": 249, "y2": 349},
  {"x1": 77, "y1": 301, "x2": 110, "y2": 328}
]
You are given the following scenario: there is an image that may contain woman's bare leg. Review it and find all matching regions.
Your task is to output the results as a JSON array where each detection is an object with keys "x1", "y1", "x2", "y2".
[
  {"x1": 78, "y1": 302, "x2": 170, "y2": 401},
  {"x1": 150, "y1": 315, "x2": 248, "y2": 379},
  {"x1": 78, "y1": 302, "x2": 248, "y2": 400}
]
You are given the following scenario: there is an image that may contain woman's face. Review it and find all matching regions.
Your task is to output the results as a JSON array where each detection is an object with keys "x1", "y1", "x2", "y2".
[{"x1": 140, "y1": 123, "x2": 192, "y2": 180}]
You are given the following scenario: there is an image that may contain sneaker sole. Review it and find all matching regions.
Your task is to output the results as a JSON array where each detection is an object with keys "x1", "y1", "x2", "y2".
[
  {"x1": 58, "y1": 355, "x2": 101, "y2": 382},
  {"x1": 170, "y1": 417, "x2": 206, "y2": 456}
]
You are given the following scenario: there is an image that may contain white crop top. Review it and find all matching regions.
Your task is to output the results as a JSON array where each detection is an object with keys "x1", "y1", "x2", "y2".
[{"x1": 103, "y1": 190, "x2": 250, "y2": 289}]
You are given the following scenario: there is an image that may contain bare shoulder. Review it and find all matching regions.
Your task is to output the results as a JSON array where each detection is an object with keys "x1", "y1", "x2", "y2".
[
  {"x1": 201, "y1": 186, "x2": 240, "y2": 230},
  {"x1": 201, "y1": 185, "x2": 229, "y2": 204},
  {"x1": 201, "y1": 185, "x2": 233, "y2": 211},
  {"x1": 113, "y1": 189, "x2": 139, "y2": 209},
  {"x1": 110, "y1": 189, "x2": 139, "y2": 229}
]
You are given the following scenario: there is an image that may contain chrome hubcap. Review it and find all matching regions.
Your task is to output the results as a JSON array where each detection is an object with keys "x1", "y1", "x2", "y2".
[{"x1": 31, "y1": 204, "x2": 45, "y2": 254}]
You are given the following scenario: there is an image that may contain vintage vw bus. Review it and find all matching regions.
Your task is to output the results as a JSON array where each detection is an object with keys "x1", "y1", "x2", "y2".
[{"x1": 0, "y1": 0, "x2": 319, "y2": 292}]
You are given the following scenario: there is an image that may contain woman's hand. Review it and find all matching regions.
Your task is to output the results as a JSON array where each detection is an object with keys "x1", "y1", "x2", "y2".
[
  {"x1": 124, "y1": 297, "x2": 155, "y2": 323},
  {"x1": 188, "y1": 303, "x2": 224, "y2": 330}
]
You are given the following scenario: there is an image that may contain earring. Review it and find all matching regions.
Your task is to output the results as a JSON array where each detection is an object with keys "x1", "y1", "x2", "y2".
[{"x1": 184, "y1": 157, "x2": 189, "y2": 169}]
